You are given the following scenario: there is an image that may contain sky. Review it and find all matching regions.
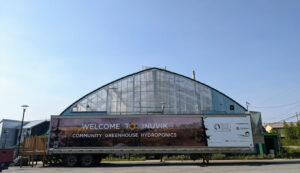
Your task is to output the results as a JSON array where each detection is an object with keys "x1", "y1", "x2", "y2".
[{"x1": 0, "y1": 0, "x2": 300, "y2": 123}]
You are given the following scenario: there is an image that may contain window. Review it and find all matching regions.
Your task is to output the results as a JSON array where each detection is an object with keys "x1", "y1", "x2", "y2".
[{"x1": 230, "y1": 105, "x2": 235, "y2": 111}]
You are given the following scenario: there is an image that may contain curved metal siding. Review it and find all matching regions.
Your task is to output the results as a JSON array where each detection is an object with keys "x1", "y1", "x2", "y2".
[
  {"x1": 210, "y1": 90, "x2": 246, "y2": 114},
  {"x1": 61, "y1": 68, "x2": 246, "y2": 116},
  {"x1": 61, "y1": 109, "x2": 107, "y2": 116}
]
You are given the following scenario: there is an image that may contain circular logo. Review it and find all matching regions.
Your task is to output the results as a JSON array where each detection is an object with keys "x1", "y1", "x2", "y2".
[
  {"x1": 129, "y1": 122, "x2": 136, "y2": 131},
  {"x1": 214, "y1": 123, "x2": 220, "y2": 130},
  {"x1": 245, "y1": 131, "x2": 250, "y2": 137}
]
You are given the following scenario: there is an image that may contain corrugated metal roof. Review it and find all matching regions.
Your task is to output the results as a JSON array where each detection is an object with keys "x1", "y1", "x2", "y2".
[
  {"x1": 0, "y1": 119, "x2": 22, "y2": 123},
  {"x1": 265, "y1": 122, "x2": 298, "y2": 129},
  {"x1": 265, "y1": 123, "x2": 284, "y2": 128},
  {"x1": 23, "y1": 120, "x2": 48, "y2": 129},
  {"x1": 0, "y1": 119, "x2": 29, "y2": 129}
]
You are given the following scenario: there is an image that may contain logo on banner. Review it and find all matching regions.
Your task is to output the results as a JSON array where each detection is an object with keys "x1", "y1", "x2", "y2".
[{"x1": 128, "y1": 122, "x2": 136, "y2": 130}]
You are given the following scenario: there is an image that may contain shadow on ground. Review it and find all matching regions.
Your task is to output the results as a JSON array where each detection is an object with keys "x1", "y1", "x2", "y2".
[
  {"x1": 209, "y1": 160, "x2": 300, "y2": 167},
  {"x1": 42, "y1": 160, "x2": 300, "y2": 168}
]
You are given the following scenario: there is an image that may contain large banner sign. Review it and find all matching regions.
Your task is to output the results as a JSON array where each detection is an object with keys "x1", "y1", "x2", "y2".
[
  {"x1": 49, "y1": 117, "x2": 207, "y2": 148},
  {"x1": 204, "y1": 116, "x2": 254, "y2": 147}
]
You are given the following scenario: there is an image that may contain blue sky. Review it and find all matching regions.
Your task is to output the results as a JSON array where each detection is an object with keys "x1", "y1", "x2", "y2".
[{"x1": 0, "y1": 0, "x2": 300, "y2": 122}]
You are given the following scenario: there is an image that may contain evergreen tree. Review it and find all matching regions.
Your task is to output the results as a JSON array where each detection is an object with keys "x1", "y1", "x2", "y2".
[
  {"x1": 283, "y1": 121, "x2": 291, "y2": 145},
  {"x1": 289, "y1": 122, "x2": 297, "y2": 144},
  {"x1": 283, "y1": 121, "x2": 299, "y2": 145},
  {"x1": 296, "y1": 121, "x2": 300, "y2": 145}
]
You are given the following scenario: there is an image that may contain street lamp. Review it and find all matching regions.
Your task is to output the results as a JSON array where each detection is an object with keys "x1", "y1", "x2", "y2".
[{"x1": 17, "y1": 105, "x2": 29, "y2": 156}]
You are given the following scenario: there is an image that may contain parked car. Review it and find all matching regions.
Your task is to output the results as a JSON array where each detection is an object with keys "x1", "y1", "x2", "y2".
[{"x1": 0, "y1": 149, "x2": 13, "y2": 172}]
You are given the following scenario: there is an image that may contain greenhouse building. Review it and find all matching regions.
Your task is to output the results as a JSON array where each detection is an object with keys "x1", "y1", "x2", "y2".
[
  {"x1": 49, "y1": 67, "x2": 266, "y2": 163},
  {"x1": 61, "y1": 67, "x2": 247, "y2": 116}
]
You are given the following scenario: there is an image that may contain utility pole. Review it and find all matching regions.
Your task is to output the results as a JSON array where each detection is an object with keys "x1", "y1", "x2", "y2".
[{"x1": 296, "y1": 112, "x2": 299, "y2": 122}]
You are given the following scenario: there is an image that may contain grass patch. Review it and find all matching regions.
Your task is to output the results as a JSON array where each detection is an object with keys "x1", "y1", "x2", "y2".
[
  {"x1": 162, "y1": 155, "x2": 190, "y2": 161},
  {"x1": 277, "y1": 147, "x2": 300, "y2": 159},
  {"x1": 103, "y1": 154, "x2": 146, "y2": 161},
  {"x1": 212, "y1": 154, "x2": 274, "y2": 160},
  {"x1": 101, "y1": 151, "x2": 300, "y2": 162}
]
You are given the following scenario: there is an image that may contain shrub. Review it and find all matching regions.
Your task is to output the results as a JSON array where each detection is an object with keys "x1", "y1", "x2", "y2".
[{"x1": 211, "y1": 154, "x2": 226, "y2": 160}]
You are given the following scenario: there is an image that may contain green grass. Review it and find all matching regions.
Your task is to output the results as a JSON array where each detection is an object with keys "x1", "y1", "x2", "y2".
[
  {"x1": 101, "y1": 151, "x2": 300, "y2": 162},
  {"x1": 162, "y1": 155, "x2": 190, "y2": 161},
  {"x1": 277, "y1": 147, "x2": 300, "y2": 159},
  {"x1": 212, "y1": 154, "x2": 275, "y2": 160},
  {"x1": 102, "y1": 154, "x2": 146, "y2": 161}
]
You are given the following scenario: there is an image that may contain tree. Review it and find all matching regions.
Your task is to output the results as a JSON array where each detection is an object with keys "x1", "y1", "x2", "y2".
[
  {"x1": 296, "y1": 121, "x2": 300, "y2": 145},
  {"x1": 283, "y1": 121, "x2": 299, "y2": 145},
  {"x1": 283, "y1": 121, "x2": 291, "y2": 145}
]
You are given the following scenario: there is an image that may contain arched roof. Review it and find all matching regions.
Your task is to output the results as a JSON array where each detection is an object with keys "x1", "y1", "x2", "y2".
[{"x1": 61, "y1": 68, "x2": 246, "y2": 116}]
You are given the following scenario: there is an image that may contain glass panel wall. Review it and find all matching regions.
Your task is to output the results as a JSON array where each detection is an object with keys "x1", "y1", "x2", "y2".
[{"x1": 71, "y1": 69, "x2": 213, "y2": 115}]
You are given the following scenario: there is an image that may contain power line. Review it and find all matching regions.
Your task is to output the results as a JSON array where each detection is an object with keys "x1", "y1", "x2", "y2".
[
  {"x1": 248, "y1": 101, "x2": 300, "y2": 109},
  {"x1": 268, "y1": 103, "x2": 300, "y2": 122},
  {"x1": 276, "y1": 113, "x2": 299, "y2": 123},
  {"x1": 276, "y1": 115, "x2": 294, "y2": 123}
]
